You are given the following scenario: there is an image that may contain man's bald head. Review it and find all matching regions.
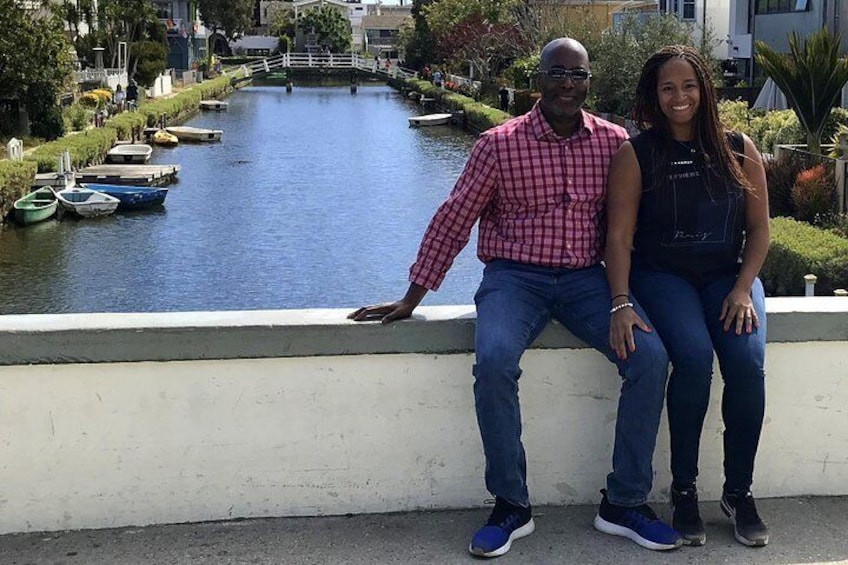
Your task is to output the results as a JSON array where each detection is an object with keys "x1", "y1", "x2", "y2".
[{"x1": 539, "y1": 38, "x2": 589, "y2": 69}]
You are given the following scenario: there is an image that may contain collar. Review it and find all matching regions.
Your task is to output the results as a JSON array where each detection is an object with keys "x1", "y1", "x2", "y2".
[{"x1": 529, "y1": 101, "x2": 594, "y2": 141}]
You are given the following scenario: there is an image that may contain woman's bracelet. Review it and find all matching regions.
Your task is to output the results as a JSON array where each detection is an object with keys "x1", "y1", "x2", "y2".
[
  {"x1": 610, "y1": 302, "x2": 634, "y2": 314},
  {"x1": 611, "y1": 293, "x2": 629, "y2": 302}
]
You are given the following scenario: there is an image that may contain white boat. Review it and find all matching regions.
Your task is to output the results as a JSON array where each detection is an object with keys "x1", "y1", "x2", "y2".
[
  {"x1": 408, "y1": 113, "x2": 453, "y2": 127},
  {"x1": 200, "y1": 100, "x2": 228, "y2": 111},
  {"x1": 165, "y1": 126, "x2": 223, "y2": 142},
  {"x1": 55, "y1": 186, "x2": 120, "y2": 218},
  {"x1": 106, "y1": 144, "x2": 153, "y2": 164}
]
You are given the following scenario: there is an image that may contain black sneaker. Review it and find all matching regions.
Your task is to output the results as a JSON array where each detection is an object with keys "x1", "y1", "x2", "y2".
[
  {"x1": 720, "y1": 490, "x2": 769, "y2": 547},
  {"x1": 670, "y1": 485, "x2": 706, "y2": 546},
  {"x1": 468, "y1": 498, "x2": 535, "y2": 558}
]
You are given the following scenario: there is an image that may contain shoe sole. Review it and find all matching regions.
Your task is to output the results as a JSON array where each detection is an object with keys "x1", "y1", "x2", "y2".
[
  {"x1": 468, "y1": 518, "x2": 536, "y2": 558},
  {"x1": 593, "y1": 515, "x2": 683, "y2": 551},
  {"x1": 680, "y1": 533, "x2": 706, "y2": 547},
  {"x1": 720, "y1": 498, "x2": 769, "y2": 547}
]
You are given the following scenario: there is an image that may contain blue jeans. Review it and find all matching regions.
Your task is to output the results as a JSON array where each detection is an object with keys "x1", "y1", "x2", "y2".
[
  {"x1": 630, "y1": 266, "x2": 766, "y2": 493},
  {"x1": 473, "y1": 260, "x2": 669, "y2": 508}
]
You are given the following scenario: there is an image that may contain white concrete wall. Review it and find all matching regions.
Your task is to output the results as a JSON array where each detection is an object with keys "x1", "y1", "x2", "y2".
[{"x1": 0, "y1": 301, "x2": 846, "y2": 534}]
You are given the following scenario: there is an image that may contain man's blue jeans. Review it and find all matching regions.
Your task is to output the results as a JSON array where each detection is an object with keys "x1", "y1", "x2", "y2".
[
  {"x1": 473, "y1": 260, "x2": 669, "y2": 508},
  {"x1": 630, "y1": 266, "x2": 766, "y2": 493}
]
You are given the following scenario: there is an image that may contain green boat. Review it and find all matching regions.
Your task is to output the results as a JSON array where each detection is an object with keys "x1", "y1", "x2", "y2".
[{"x1": 13, "y1": 186, "x2": 58, "y2": 225}]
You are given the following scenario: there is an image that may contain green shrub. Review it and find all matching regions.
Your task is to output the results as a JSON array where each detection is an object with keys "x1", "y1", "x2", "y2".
[
  {"x1": 764, "y1": 155, "x2": 805, "y2": 217},
  {"x1": 62, "y1": 103, "x2": 91, "y2": 132},
  {"x1": 761, "y1": 217, "x2": 848, "y2": 295},
  {"x1": 791, "y1": 164, "x2": 837, "y2": 223},
  {"x1": 0, "y1": 160, "x2": 38, "y2": 221}
]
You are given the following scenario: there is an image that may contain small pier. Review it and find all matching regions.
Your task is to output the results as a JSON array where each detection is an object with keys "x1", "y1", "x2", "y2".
[{"x1": 75, "y1": 164, "x2": 180, "y2": 186}]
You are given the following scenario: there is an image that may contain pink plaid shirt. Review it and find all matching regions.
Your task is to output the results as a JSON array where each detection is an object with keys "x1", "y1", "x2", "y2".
[{"x1": 409, "y1": 103, "x2": 628, "y2": 291}]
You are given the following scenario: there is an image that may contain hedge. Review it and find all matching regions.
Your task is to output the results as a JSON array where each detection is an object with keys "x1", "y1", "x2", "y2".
[
  {"x1": 0, "y1": 160, "x2": 38, "y2": 220},
  {"x1": 398, "y1": 78, "x2": 511, "y2": 133},
  {"x1": 761, "y1": 217, "x2": 848, "y2": 296},
  {"x1": 24, "y1": 73, "x2": 239, "y2": 173}
]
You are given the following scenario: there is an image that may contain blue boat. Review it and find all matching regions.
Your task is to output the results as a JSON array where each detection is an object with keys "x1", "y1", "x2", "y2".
[{"x1": 82, "y1": 183, "x2": 168, "y2": 210}]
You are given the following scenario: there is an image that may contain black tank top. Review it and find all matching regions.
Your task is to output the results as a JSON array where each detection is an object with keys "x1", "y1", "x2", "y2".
[{"x1": 630, "y1": 129, "x2": 746, "y2": 284}]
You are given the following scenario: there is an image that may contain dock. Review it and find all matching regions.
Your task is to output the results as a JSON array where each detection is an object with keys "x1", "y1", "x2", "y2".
[{"x1": 74, "y1": 164, "x2": 180, "y2": 186}]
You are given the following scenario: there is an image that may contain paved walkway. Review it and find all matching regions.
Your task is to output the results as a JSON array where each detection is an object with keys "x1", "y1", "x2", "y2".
[{"x1": 1, "y1": 496, "x2": 846, "y2": 564}]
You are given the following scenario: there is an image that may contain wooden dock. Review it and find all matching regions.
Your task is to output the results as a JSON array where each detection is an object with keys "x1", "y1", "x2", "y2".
[{"x1": 75, "y1": 164, "x2": 180, "y2": 186}]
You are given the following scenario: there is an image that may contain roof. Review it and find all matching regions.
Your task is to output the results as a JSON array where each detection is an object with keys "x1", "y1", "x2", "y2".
[{"x1": 361, "y1": 13, "x2": 411, "y2": 29}]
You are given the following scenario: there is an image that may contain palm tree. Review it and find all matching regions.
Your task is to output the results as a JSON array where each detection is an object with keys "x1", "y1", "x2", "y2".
[{"x1": 755, "y1": 29, "x2": 848, "y2": 155}]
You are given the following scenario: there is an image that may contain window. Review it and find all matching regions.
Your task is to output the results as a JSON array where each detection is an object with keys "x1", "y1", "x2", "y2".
[
  {"x1": 682, "y1": 0, "x2": 695, "y2": 19},
  {"x1": 756, "y1": 0, "x2": 808, "y2": 13}
]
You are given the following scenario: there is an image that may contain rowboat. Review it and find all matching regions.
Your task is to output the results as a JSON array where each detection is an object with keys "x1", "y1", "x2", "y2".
[
  {"x1": 55, "y1": 186, "x2": 120, "y2": 218},
  {"x1": 153, "y1": 130, "x2": 179, "y2": 146},
  {"x1": 408, "y1": 113, "x2": 453, "y2": 127},
  {"x1": 13, "y1": 187, "x2": 58, "y2": 225},
  {"x1": 84, "y1": 183, "x2": 168, "y2": 210},
  {"x1": 200, "y1": 100, "x2": 228, "y2": 111},
  {"x1": 106, "y1": 144, "x2": 153, "y2": 164},
  {"x1": 165, "y1": 126, "x2": 222, "y2": 142}
]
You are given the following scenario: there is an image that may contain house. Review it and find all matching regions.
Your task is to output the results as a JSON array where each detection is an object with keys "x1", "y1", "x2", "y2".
[
  {"x1": 662, "y1": 0, "x2": 848, "y2": 85},
  {"x1": 150, "y1": 0, "x2": 208, "y2": 70},
  {"x1": 361, "y1": 8, "x2": 411, "y2": 59},
  {"x1": 260, "y1": 0, "x2": 355, "y2": 52}
]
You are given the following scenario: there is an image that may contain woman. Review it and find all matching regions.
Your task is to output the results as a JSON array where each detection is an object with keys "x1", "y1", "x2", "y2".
[{"x1": 604, "y1": 45, "x2": 770, "y2": 548}]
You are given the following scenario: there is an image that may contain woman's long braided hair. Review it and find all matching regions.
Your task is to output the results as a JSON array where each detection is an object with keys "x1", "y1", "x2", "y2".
[{"x1": 631, "y1": 45, "x2": 753, "y2": 193}]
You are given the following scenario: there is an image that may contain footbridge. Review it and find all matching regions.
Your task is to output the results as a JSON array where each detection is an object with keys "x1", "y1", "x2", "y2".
[{"x1": 233, "y1": 53, "x2": 418, "y2": 84}]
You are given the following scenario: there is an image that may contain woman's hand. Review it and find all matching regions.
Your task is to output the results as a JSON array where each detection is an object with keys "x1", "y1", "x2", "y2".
[
  {"x1": 720, "y1": 286, "x2": 759, "y2": 335},
  {"x1": 609, "y1": 306, "x2": 652, "y2": 360}
]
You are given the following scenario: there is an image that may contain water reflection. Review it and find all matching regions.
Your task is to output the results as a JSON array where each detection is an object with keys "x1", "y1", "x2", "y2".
[{"x1": 0, "y1": 85, "x2": 480, "y2": 313}]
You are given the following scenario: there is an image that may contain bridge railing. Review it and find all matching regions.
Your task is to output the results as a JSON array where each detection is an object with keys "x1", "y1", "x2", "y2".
[{"x1": 243, "y1": 53, "x2": 418, "y2": 80}]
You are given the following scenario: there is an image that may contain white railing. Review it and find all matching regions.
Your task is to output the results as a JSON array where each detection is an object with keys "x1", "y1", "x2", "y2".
[
  {"x1": 242, "y1": 53, "x2": 418, "y2": 80},
  {"x1": 73, "y1": 68, "x2": 129, "y2": 90}
]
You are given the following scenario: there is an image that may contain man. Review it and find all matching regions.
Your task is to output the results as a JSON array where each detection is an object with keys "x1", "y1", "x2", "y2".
[{"x1": 349, "y1": 38, "x2": 680, "y2": 557}]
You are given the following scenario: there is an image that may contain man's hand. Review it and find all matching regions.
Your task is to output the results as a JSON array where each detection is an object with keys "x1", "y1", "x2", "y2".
[
  {"x1": 348, "y1": 300, "x2": 416, "y2": 324},
  {"x1": 347, "y1": 283, "x2": 429, "y2": 324}
]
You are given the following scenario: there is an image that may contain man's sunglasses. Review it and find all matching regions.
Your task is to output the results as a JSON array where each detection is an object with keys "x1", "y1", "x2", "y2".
[{"x1": 537, "y1": 69, "x2": 592, "y2": 82}]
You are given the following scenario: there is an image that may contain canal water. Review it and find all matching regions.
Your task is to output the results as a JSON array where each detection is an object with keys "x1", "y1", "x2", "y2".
[{"x1": 0, "y1": 85, "x2": 483, "y2": 314}]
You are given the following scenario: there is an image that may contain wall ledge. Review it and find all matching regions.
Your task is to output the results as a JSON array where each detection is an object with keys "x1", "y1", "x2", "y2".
[{"x1": 0, "y1": 297, "x2": 846, "y2": 365}]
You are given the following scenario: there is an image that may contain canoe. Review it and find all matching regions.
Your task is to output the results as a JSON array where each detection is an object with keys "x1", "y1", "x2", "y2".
[
  {"x1": 84, "y1": 183, "x2": 168, "y2": 210},
  {"x1": 13, "y1": 187, "x2": 58, "y2": 225},
  {"x1": 165, "y1": 126, "x2": 222, "y2": 142},
  {"x1": 153, "y1": 130, "x2": 179, "y2": 146},
  {"x1": 200, "y1": 100, "x2": 228, "y2": 111},
  {"x1": 106, "y1": 144, "x2": 153, "y2": 164},
  {"x1": 408, "y1": 113, "x2": 453, "y2": 127},
  {"x1": 55, "y1": 186, "x2": 120, "y2": 218}
]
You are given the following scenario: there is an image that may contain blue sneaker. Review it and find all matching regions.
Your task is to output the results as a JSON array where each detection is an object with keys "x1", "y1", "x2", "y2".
[
  {"x1": 593, "y1": 489, "x2": 682, "y2": 551},
  {"x1": 468, "y1": 498, "x2": 535, "y2": 557}
]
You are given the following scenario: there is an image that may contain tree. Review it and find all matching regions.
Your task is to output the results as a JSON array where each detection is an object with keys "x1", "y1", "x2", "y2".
[
  {"x1": 590, "y1": 14, "x2": 717, "y2": 117},
  {"x1": 197, "y1": 0, "x2": 255, "y2": 42},
  {"x1": 423, "y1": 0, "x2": 533, "y2": 82},
  {"x1": 269, "y1": 6, "x2": 296, "y2": 53},
  {"x1": 398, "y1": 0, "x2": 437, "y2": 70},
  {"x1": 0, "y1": 0, "x2": 72, "y2": 139},
  {"x1": 71, "y1": 0, "x2": 165, "y2": 82},
  {"x1": 435, "y1": 14, "x2": 531, "y2": 83},
  {"x1": 298, "y1": 6, "x2": 352, "y2": 54},
  {"x1": 756, "y1": 29, "x2": 848, "y2": 155}
]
